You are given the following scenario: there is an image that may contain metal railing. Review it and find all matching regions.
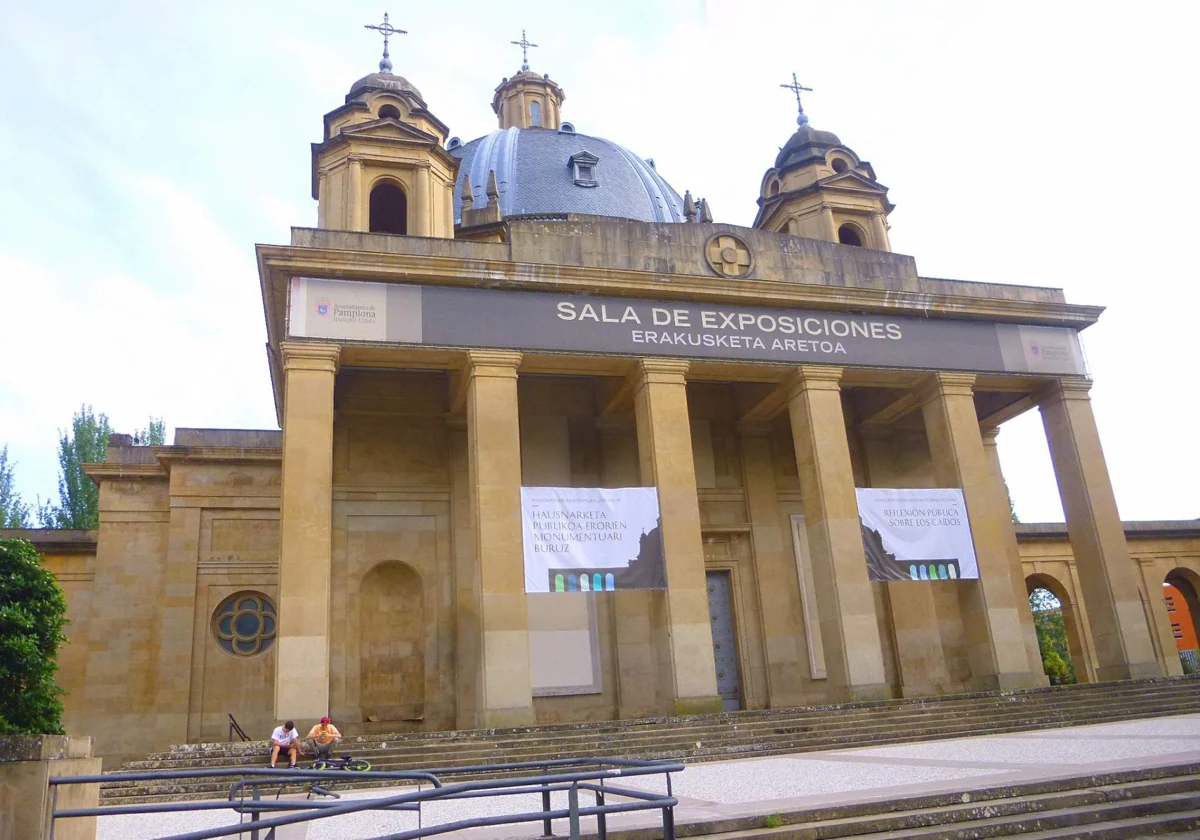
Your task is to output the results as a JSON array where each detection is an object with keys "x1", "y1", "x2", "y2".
[
  {"x1": 227, "y1": 714, "x2": 251, "y2": 743},
  {"x1": 49, "y1": 756, "x2": 681, "y2": 840}
]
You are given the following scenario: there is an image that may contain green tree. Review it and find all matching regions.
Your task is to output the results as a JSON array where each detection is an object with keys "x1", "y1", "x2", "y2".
[
  {"x1": 0, "y1": 445, "x2": 32, "y2": 528},
  {"x1": 1029, "y1": 588, "x2": 1077, "y2": 685},
  {"x1": 0, "y1": 537, "x2": 67, "y2": 734},
  {"x1": 38, "y1": 405, "x2": 112, "y2": 529},
  {"x1": 1004, "y1": 477, "x2": 1019, "y2": 524},
  {"x1": 133, "y1": 418, "x2": 166, "y2": 446}
]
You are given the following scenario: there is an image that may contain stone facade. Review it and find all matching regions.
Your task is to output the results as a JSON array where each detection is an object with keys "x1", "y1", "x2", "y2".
[{"x1": 6, "y1": 60, "x2": 1193, "y2": 765}]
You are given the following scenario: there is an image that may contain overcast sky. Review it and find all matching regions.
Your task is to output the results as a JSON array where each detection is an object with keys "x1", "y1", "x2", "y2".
[{"x1": 1, "y1": 1, "x2": 1197, "y2": 524}]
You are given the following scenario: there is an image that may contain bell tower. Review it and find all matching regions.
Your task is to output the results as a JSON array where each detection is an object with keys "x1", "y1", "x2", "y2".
[
  {"x1": 312, "y1": 14, "x2": 459, "y2": 237},
  {"x1": 491, "y1": 30, "x2": 565, "y2": 130},
  {"x1": 753, "y1": 75, "x2": 894, "y2": 250}
]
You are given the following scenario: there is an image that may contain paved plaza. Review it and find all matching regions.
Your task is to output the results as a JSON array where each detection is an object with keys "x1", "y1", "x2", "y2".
[{"x1": 97, "y1": 714, "x2": 1200, "y2": 840}]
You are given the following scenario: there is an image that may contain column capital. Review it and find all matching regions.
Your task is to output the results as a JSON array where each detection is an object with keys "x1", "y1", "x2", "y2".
[
  {"x1": 280, "y1": 341, "x2": 340, "y2": 373},
  {"x1": 635, "y1": 358, "x2": 690, "y2": 386},
  {"x1": 466, "y1": 350, "x2": 523, "y2": 378},
  {"x1": 787, "y1": 365, "x2": 843, "y2": 398},
  {"x1": 1038, "y1": 377, "x2": 1094, "y2": 405},
  {"x1": 916, "y1": 371, "x2": 976, "y2": 406},
  {"x1": 595, "y1": 416, "x2": 636, "y2": 435},
  {"x1": 980, "y1": 425, "x2": 1002, "y2": 446},
  {"x1": 736, "y1": 420, "x2": 775, "y2": 437}
]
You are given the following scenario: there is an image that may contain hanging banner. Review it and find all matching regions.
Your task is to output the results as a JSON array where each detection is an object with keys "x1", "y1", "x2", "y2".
[
  {"x1": 521, "y1": 487, "x2": 666, "y2": 593},
  {"x1": 855, "y1": 488, "x2": 979, "y2": 581},
  {"x1": 287, "y1": 277, "x2": 1087, "y2": 376}
]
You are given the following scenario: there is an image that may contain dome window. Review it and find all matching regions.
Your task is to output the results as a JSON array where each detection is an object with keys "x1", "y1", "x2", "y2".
[
  {"x1": 838, "y1": 223, "x2": 864, "y2": 247},
  {"x1": 530, "y1": 100, "x2": 542, "y2": 127},
  {"x1": 558, "y1": 122, "x2": 576, "y2": 135},
  {"x1": 369, "y1": 182, "x2": 408, "y2": 235},
  {"x1": 568, "y1": 151, "x2": 600, "y2": 188},
  {"x1": 447, "y1": 136, "x2": 462, "y2": 150},
  {"x1": 831, "y1": 157, "x2": 849, "y2": 173},
  {"x1": 378, "y1": 104, "x2": 401, "y2": 120}
]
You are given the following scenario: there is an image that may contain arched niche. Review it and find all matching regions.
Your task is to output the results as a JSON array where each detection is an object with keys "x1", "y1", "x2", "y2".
[
  {"x1": 1164, "y1": 568, "x2": 1200, "y2": 671},
  {"x1": 369, "y1": 180, "x2": 408, "y2": 235},
  {"x1": 1027, "y1": 572, "x2": 1088, "y2": 684},
  {"x1": 360, "y1": 560, "x2": 424, "y2": 720}
]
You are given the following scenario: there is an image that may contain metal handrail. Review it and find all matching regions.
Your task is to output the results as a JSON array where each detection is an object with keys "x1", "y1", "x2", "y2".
[
  {"x1": 49, "y1": 757, "x2": 680, "y2": 840},
  {"x1": 227, "y1": 714, "x2": 251, "y2": 743}
]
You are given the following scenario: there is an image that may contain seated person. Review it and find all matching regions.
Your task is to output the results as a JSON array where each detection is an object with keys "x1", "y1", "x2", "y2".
[
  {"x1": 305, "y1": 716, "x2": 342, "y2": 761},
  {"x1": 269, "y1": 720, "x2": 299, "y2": 768}
]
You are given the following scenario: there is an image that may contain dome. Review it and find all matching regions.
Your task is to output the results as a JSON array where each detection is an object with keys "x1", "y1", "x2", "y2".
[
  {"x1": 775, "y1": 124, "x2": 843, "y2": 171},
  {"x1": 347, "y1": 72, "x2": 424, "y2": 104},
  {"x1": 451, "y1": 128, "x2": 685, "y2": 224}
]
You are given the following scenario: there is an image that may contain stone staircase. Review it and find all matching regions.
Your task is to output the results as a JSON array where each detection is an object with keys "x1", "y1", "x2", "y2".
[
  {"x1": 101, "y1": 675, "x2": 1200, "y2": 805},
  {"x1": 608, "y1": 762, "x2": 1200, "y2": 839}
]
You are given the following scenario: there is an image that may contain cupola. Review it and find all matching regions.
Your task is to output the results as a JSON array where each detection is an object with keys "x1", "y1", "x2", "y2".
[
  {"x1": 753, "y1": 75, "x2": 894, "y2": 250},
  {"x1": 491, "y1": 30, "x2": 565, "y2": 130},
  {"x1": 311, "y1": 15, "x2": 459, "y2": 238}
]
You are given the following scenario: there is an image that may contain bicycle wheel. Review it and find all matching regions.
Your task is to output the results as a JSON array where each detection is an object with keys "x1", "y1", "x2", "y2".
[
  {"x1": 312, "y1": 759, "x2": 329, "y2": 771},
  {"x1": 346, "y1": 758, "x2": 371, "y2": 772}
]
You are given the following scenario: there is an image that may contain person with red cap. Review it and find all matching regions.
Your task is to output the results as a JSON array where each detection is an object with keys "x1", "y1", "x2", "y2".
[{"x1": 305, "y1": 716, "x2": 342, "y2": 761}]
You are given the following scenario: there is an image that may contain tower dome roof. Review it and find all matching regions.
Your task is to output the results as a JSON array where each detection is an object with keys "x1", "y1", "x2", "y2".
[
  {"x1": 451, "y1": 127, "x2": 685, "y2": 224},
  {"x1": 347, "y1": 71, "x2": 424, "y2": 104},
  {"x1": 775, "y1": 124, "x2": 843, "y2": 170}
]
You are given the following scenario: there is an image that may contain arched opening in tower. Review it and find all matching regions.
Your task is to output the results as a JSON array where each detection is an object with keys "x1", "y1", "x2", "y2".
[
  {"x1": 369, "y1": 183, "x2": 408, "y2": 235},
  {"x1": 838, "y1": 223, "x2": 863, "y2": 247}
]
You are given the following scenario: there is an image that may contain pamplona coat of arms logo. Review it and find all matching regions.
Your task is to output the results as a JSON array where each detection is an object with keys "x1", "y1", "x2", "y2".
[{"x1": 314, "y1": 297, "x2": 331, "y2": 316}]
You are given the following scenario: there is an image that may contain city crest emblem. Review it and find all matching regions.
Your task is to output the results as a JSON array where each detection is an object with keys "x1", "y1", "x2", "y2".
[
  {"x1": 315, "y1": 297, "x2": 331, "y2": 317},
  {"x1": 1028, "y1": 341, "x2": 1040, "y2": 356}
]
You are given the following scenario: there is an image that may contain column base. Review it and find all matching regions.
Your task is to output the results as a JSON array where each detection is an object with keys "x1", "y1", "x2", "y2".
[
  {"x1": 668, "y1": 695, "x2": 725, "y2": 717},
  {"x1": 1096, "y1": 661, "x2": 1165, "y2": 682},
  {"x1": 842, "y1": 683, "x2": 895, "y2": 703},
  {"x1": 478, "y1": 706, "x2": 537, "y2": 730},
  {"x1": 970, "y1": 672, "x2": 1048, "y2": 692}
]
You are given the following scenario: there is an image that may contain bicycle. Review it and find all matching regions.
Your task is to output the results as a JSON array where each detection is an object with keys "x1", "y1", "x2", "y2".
[{"x1": 304, "y1": 753, "x2": 372, "y2": 799}]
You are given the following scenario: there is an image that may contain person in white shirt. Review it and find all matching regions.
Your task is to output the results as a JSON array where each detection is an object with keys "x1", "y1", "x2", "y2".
[{"x1": 269, "y1": 720, "x2": 299, "y2": 768}]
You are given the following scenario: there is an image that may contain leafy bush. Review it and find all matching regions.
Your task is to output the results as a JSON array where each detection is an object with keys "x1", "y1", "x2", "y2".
[
  {"x1": 0, "y1": 538, "x2": 67, "y2": 734},
  {"x1": 764, "y1": 814, "x2": 783, "y2": 829}
]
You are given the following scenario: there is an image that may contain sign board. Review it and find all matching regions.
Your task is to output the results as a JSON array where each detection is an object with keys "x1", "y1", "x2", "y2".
[
  {"x1": 521, "y1": 487, "x2": 665, "y2": 594},
  {"x1": 855, "y1": 488, "x2": 979, "y2": 581},
  {"x1": 288, "y1": 277, "x2": 1087, "y2": 376}
]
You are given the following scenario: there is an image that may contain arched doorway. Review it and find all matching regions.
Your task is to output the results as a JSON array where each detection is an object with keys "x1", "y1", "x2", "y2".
[
  {"x1": 360, "y1": 561, "x2": 424, "y2": 720},
  {"x1": 1164, "y1": 568, "x2": 1200, "y2": 673},
  {"x1": 1026, "y1": 573, "x2": 1086, "y2": 685}
]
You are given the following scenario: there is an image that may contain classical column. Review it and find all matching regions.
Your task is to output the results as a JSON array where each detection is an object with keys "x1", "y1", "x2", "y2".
[
  {"x1": 448, "y1": 414, "x2": 479, "y2": 730},
  {"x1": 466, "y1": 350, "x2": 535, "y2": 727},
  {"x1": 787, "y1": 366, "x2": 890, "y2": 701},
  {"x1": 819, "y1": 205, "x2": 837, "y2": 241},
  {"x1": 348, "y1": 157, "x2": 364, "y2": 231},
  {"x1": 632, "y1": 359, "x2": 722, "y2": 716},
  {"x1": 869, "y1": 212, "x2": 890, "y2": 251},
  {"x1": 275, "y1": 342, "x2": 339, "y2": 720},
  {"x1": 154, "y1": 506, "x2": 202, "y2": 746},
  {"x1": 414, "y1": 165, "x2": 431, "y2": 236},
  {"x1": 598, "y1": 416, "x2": 658, "y2": 718},
  {"x1": 1041, "y1": 379, "x2": 1161, "y2": 679},
  {"x1": 317, "y1": 170, "x2": 328, "y2": 228},
  {"x1": 738, "y1": 422, "x2": 807, "y2": 707},
  {"x1": 919, "y1": 373, "x2": 1040, "y2": 690},
  {"x1": 980, "y1": 426, "x2": 1049, "y2": 685}
]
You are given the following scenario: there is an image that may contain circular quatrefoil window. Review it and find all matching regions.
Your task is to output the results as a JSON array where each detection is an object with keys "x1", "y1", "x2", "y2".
[{"x1": 212, "y1": 592, "x2": 277, "y2": 656}]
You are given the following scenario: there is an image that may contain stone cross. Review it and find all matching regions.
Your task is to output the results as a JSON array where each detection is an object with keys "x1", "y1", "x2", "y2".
[
  {"x1": 781, "y1": 72, "x2": 813, "y2": 125},
  {"x1": 365, "y1": 12, "x2": 407, "y2": 73},
  {"x1": 511, "y1": 29, "x2": 538, "y2": 72}
]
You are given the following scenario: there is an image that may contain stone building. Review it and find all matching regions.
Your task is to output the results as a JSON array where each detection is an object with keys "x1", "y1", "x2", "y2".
[{"x1": 9, "y1": 48, "x2": 1200, "y2": 764}]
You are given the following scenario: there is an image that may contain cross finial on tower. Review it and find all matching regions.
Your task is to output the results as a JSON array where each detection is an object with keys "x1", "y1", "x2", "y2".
[
  {"x1": 365, "y1": 12, "x2": 407, "y2": 73},
  {"x1": 511, "y1": 29, "x2": 538, "y2": 72},
  {"x1": 780, "y1": 72, "x2": 813, "y2": 127}
]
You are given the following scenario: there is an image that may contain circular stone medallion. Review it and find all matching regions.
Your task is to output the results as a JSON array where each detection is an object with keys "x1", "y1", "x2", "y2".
[{"x1": 705, "y1": 234, "x2": 753, "y2": 279}]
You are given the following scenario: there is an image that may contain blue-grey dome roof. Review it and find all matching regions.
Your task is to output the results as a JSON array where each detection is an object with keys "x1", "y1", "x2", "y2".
[{"x1": 451, "y1": 128, "x2": 685, "y2": 224}]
